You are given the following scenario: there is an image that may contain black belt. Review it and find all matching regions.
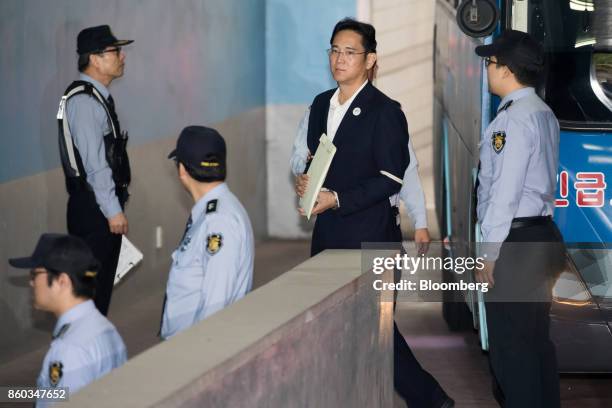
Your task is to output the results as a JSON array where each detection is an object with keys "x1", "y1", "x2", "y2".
[
  {"x1": 66, "y1": 177, "x2": 93, "y2": 193},
  {"x1": 510, "y1": 216, "x2": 552, "y2": 229}
]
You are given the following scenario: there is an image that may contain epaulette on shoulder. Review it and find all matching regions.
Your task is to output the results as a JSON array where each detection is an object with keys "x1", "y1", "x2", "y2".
[
  {"x1": 52, "y1": 323, "x2": 71, "y2": 340},
  {"x1": 498, "y1": 100, "x2": 514, "y2": 113},
  {"x1": 206, "y1": 199, "x2": 218, "y2": 214}
]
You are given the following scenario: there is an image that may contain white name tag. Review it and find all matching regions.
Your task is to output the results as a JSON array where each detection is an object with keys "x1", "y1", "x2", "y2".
[{"x1": 56, "y1": 96, "x2": 67, "y2": 120}]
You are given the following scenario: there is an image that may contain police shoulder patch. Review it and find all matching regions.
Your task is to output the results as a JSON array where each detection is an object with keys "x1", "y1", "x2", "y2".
[
  {"x1": 49, "y1": 361, "x2": 63, "y2": 387},
  {"x1": 491, "y1": 131, "x2": 506, "y2": 154},
  {"x1": 206, "y1": 199, "x2": 218, "y2": 214},
  {"x1": 206, "y1": 233, "x2": 223, "y2": 255}
]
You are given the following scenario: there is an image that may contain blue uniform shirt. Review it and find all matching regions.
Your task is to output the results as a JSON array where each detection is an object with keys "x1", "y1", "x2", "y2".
[
  {"x1": 36, "y1": 300, "x2": 127, "y2": 407},
  {"x1": 161, "y1": 183, "x2": 255, "y2": 340},
  {"x1": 477, "y1": 87, "x2": 560, "y2": 260},
  {"x1": 66, "y1": 74, "x2": 122, "y2": 219}
]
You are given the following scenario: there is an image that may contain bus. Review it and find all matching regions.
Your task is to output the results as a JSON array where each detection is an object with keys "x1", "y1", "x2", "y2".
[{"x1": 434, "y1": 0, "x2": 612, "y2": 372}]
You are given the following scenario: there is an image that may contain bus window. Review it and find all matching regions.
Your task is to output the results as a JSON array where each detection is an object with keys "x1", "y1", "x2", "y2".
[
  {"x1": 525, "y1": 0, "x2": 612, "y2": 127},
  {"x1": 592, "y1": 52, "x2": 612, "y2": 110}
]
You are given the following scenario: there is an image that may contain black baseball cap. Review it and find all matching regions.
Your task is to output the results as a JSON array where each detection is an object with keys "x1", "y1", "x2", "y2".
[
  {"x1": 77, "y1": 25, "x2": 133, "y2": 55},
  {"x1": 9, "y1": 234, "x2": 99, "y2": 279},
  {"x1": 475, "y1": 29, "x2": 544, "y2": 69},
  {"x1": 168, "y1": 126, "x2": 227, "y2": 170}
]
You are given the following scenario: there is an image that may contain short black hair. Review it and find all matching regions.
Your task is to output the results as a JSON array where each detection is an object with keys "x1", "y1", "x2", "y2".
[
  {"x1": 496, "y1": 37, "x2": 546, "y2": 88},
  {"x1": 330, "y1": 18, "x2": 377, "y2": 53},
  {"x1": 78, "y1": 53, "x2": 91, "y2": 72},
  {"x1": 179, "y1": 155, "x2": 226, "y2": 183},
  {"x1": 46, "y1": 267, "x2": 96, "y2": 299},
  {"x1": 497, "y1": 50, "x2": 544, "y2": 88}
]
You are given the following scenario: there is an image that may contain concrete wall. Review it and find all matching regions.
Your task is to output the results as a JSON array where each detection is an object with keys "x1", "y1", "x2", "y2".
[
  {"x1": 65, "y1": 250, "x2": 394, "y2": 408},
  {"x1": 0, "y1": 0, "x2": 265, "y2": 363},
  {"x1": 0, "y1": 0, "x2": 266, "y2": 182}
]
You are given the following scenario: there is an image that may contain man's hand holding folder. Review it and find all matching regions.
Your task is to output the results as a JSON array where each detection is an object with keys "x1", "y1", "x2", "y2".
[
  {"x1": 297, "y1": 188, "x2": 337, "y2": 217},
  {"x1": 296, "y1": 134, "x2": 337, "y2": 219}
]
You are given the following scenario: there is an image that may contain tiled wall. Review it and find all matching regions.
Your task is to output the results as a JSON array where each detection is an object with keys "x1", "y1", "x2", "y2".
[{"x1": 373, "y1": 0, "x2": 438, "y2": 237}]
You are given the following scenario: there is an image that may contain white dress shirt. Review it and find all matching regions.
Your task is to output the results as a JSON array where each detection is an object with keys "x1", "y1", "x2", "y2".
[{"x1": 326, "y1": 80, "x2": 369, "y2": 141}]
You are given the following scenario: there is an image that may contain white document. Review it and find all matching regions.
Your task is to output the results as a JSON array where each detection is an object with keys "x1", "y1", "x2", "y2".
[
  {"x1": 114, "y1": 236, "x2": 143, "y2": 285},
  {"x1": 299, "y1": 133, "x2": 337, "y2": 220}
]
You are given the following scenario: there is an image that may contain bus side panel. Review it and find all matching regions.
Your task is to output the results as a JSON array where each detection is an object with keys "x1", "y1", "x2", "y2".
[
  {"x1": 434, "y1": 1, "x2": 484, "y2": 244},
  {"x1": 433, "y1": 3, "x2": 451, "y2": 231},
  {"x1": 448, "y1": 123, "x2": 475, "y2": 251},
  {"x1": 554, "y1": 131, "x2": 612, "y2": 243}
]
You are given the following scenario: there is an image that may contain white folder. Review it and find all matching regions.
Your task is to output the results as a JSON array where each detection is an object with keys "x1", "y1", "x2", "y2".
[
  {"x1": 114, "y1": 236, "x2": 143, "y2": 285},
  {"x1": 299, "y1": 133, "x2": 337, "y2": 220}
]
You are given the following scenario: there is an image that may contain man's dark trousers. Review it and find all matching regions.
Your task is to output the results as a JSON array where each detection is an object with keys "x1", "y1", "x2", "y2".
[
  {"x1": 393, "y1": 251, "x2": 448, "y2": 407},
  {"x1": 485, "y1": 218, "x2": 563, "y2": 408},
  {"x1": 67, "y1": 190, "x2": 122, "y2": 316},
  {"x1": 312, "y1": 227, "x2": 448, "y2": 407},
  {"x1": 394, "y1": 322, "x2": 449, "y2": 407}
]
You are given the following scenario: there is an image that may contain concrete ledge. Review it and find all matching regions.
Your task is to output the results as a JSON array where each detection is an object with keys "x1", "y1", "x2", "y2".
[{"x1": 65, "y1": 250, "x2": 394, "y2": 407}]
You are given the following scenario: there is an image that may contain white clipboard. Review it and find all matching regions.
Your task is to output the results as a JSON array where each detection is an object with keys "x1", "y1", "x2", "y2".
[
  {"x1": 114, "y1": 236, "x2": 143, "y2": 285},
  {"x1": 299, "y1": 133, "x2": 337, "y2": 220}
]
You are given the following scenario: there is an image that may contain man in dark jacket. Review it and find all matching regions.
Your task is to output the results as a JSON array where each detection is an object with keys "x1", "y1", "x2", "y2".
[{"x1": 296, "y1": 18, "x2": 454, "y2": 408}]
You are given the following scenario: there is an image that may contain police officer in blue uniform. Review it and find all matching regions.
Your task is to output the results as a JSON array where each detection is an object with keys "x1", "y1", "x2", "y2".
[
  {"x1": 57, "y1": 25, "x2": 133, "y2": 316},
  {"x1": 474, "y1": 30, "x2": 564, "y2": 407},
  {"x1": 161, "y1": 126, "x2": 255, "y2": 340},
  {"x1": 296, "y1": 18, "x2": 454, "y2": 408},
  {"x1": 8, "y1": 234, "x2": 127, "y2": 407}
]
